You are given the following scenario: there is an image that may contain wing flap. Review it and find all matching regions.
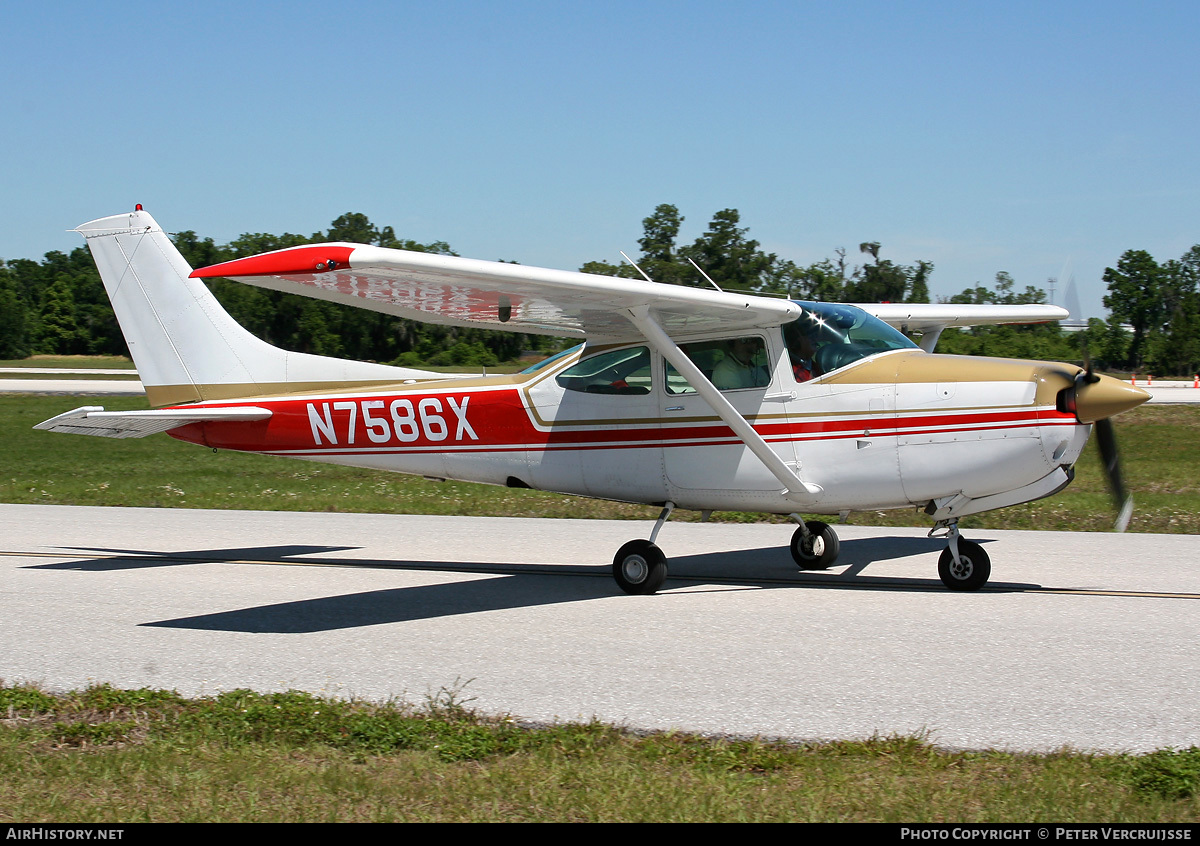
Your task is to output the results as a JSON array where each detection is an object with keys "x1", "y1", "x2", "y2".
[{"x1": 35, "y1": 406, "x2": 272, "y2": 439}]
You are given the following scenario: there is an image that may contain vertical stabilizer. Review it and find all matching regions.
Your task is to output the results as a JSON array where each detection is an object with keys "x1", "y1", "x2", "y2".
[{"x1": 76, "y1": 209, "x2": 427, "y2": 406}]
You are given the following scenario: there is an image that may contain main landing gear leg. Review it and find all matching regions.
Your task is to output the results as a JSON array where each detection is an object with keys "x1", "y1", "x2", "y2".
[
  {"x1": 931, "y1": 520, "x2": 991, "y2": 591},
  {"x1": 788, "y1": 513, "x2": 840, "y2": 569},
  {"x1": 612, "y1": 502, "x2": 674, "y2": 595}
]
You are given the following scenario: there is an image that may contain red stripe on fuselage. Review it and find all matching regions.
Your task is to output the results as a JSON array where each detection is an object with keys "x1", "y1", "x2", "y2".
[{"x1": 166, "y1": 386, "x2": 1078, "y2": 457}]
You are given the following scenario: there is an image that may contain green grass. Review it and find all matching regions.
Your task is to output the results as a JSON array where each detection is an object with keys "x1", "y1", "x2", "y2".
[
  {"x1": 0, "y1": 355, "x2": 135, "y2": 369},
  {"x1": 1, "y1": 683, "x2": 1197, "y2": 822},
  {"x1": 2, "y1": 395, "x2": 1198, "y2": 532}
]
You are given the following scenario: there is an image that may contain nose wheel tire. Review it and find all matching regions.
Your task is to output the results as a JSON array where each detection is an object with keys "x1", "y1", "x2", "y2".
[
  {"x1": 790, "y1": 520, "x2": 840, "y2": 569},
  {"x1": 938, "y1": 539, "x2": 991, "y2": 591},
  {"x1": 613, "y1": 539, "x2": 668, "y2": 595}
]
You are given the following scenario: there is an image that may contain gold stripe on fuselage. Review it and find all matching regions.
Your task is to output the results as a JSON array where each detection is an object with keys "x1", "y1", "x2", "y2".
[
  {"x1": 144, "y1": 372, "x2": 538, "y2": 408},
  {"x1": 147, "y1": 348, "x2": 1071, "y2": 434}
]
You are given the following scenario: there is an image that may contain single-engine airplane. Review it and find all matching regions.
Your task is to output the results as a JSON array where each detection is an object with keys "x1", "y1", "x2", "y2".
[{"x1": 36, "y1": 208, "x2": 1150, "y2": 594}]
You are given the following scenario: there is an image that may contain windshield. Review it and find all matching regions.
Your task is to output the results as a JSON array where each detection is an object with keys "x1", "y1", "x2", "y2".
[{"x1": 784, "y1": 302, "x2": 917, "y2": 376}]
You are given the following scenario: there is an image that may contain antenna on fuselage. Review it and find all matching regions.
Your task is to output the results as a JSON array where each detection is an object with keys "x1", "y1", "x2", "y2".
[{"x1": 686, "y1": 257, "x2": 723, "y2": 292}]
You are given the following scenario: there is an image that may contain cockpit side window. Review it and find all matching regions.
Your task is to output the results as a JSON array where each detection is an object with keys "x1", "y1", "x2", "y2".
[
  {"x1": 785, "y1": 302, "x2": 917, "y2": 376},
  {"x1": 555, "y1": 346, "x2": 653, "y2": 394},
  {"x1": 664, "y1": 337, "x2": 770, "y2": 394}
]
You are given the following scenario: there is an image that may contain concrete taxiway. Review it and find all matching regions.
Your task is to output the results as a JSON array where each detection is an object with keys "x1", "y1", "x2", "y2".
[{"x1": 3, "y1": 503, "x2": 1198, "y2": 753}]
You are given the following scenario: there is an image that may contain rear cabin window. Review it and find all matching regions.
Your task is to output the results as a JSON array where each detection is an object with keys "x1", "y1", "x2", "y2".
[
  {"x1": 520, "y1": 343, "x2": 583, "y2": 374},
  {"x1": 555, "y1": 346, "x2": 653, "y2": 395}
]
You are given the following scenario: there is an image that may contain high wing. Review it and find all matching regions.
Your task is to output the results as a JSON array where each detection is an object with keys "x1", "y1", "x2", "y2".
[
  {"x1": 190, "y1": 244, "x2": 803, "y2": 341},
  {"x1": 861, "y1": 302, "x2": 1069, "y2": 332},
  {"x1": 191, "y1": 243, "x2": 1067, "y2": 342},
  {"x1": 34, "y1": 406, "x2": 272, "y2": 439},
  {"x1": 859, "y1": 302, "x2": 1069, "y2": 352}
]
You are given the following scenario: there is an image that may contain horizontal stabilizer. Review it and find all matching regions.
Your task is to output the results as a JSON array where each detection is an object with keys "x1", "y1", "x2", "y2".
[{"x1": 34, "y1": 406, "x2": 272, "y2": 439}]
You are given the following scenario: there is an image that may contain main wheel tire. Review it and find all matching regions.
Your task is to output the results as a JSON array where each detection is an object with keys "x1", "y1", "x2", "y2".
[
  {"x1": 613, "y1": 539, "x2": 668, "y2": 595},
  {"x1": 938, "y1": 539, "x2": 991, "y2": 591},
  {"x1": 790, "y1": 520, "x2": 840, "y2": 569}
]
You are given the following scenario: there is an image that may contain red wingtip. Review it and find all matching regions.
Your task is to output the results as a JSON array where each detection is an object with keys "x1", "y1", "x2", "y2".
[{"x1": 189, "y1": 245, "x2": 356, "y2": 279}]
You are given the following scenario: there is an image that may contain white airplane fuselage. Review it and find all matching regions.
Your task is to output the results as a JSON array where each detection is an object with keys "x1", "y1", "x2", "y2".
[{"x1": 165, "y1": 337, "x2": 1092, "y2": 520}]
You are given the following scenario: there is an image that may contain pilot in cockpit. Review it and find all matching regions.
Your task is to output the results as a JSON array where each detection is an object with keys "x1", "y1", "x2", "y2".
[{"x1": 783, "y1": 320, "x2": 819, "y2": 382}]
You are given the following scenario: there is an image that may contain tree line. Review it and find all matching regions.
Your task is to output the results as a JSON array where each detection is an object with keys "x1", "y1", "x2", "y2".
[
  {"x1": 0, "y1": 213, "x2": 549, "y2": 368},
  {"x1": 1089, "y1": 246, "x2": 1200, "y2": 376},
  {"x1": 583, "y1": 204, "x2": 1199, "y2": 374},
  {"x1": 581, "y1": 203, "x2": 937, "y2": 304},
  {"x1": 1, "y1": 205, "x2": 1196, "y2": 375}
]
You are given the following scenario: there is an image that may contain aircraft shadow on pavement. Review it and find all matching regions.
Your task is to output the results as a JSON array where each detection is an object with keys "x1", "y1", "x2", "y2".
[
  {"x1": 674, "y1": 534, "x2": 948, "y2": 577},
  {"x1": 30, "y1": 545, "x2": 362, "y2": 571},
  {"x1": 143, "y1": 574, "x2": 612, "y2": 633},
  {"x1": 109, "y1": 534, "x2": 1041, "y2": 634}
]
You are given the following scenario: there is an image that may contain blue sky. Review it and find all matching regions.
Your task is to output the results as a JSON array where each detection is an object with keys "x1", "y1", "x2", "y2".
[{"x1": 2, "y1": 0, "x2": 1196, "y2": 318}]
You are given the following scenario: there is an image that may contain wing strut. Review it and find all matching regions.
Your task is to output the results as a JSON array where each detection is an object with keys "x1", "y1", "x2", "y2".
[
  {"x1": 918, "y1": 325, "x2": 945, "y2": 353},
  {"x1": 625, "y1": 306, "x2": 821, "y2": 503}
]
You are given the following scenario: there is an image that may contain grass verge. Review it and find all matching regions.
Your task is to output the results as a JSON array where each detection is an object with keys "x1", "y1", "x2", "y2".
[
  {"x1": 0, "y1": 356, "x2": 135, "y2": 369},
  {"x1": 2, "y1": 683, "x2": 1198, "y2": 822}
]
